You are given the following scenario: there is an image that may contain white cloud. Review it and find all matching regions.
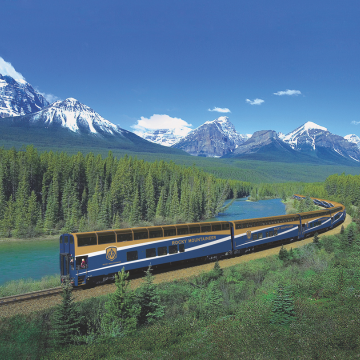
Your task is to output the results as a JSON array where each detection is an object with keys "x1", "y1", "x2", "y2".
[
  {"x1": 351, "y1": 121, "x2": 360, "y2": 125},
  {"x1": 273, "y1": 89, "x2": 301, "y2": 96},
  {"x1": 246, "y1": 98, "x2": 264, "y2": 105},
  {"x1": 0, "y1": 57, "x2": 25, "y2": 80},
  {"x1": 208, "y1": 107, "x2": 231, "y2": 113},
  {"x1": 132, "y1": 114, "x2": 193, "y2": 136},
  {"x1": 37, "y1": 90, "x2": 61, "y2": 104}
]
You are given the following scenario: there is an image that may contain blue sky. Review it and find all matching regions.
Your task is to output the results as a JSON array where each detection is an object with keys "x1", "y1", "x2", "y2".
[{"x1": 1, "y1": 0, "x2": 359, "y2": 137}]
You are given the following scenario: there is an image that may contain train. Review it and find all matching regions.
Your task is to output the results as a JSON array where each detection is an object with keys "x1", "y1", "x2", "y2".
[{"x1": 60, "y1": 195, "x2": 346, "y2": 286}]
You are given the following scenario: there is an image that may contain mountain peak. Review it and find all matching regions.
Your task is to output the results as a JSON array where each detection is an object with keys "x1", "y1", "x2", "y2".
[
  {"x1": 302, "y1": 121, "x2": 327, "y2": 132},
  {"x1": 0, "y1": 73, "x2": 49, "y2": 118}
]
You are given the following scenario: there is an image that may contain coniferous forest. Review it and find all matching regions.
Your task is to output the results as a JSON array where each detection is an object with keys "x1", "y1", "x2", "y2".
[{"x1": 0, "y1": 146, "x2": 251, "y2": 238}]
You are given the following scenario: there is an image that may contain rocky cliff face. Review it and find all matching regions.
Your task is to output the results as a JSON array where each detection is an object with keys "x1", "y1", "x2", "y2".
[
  {"x1": 232, "y1": 130, "x2": 289, "y2": 154},
  {"x1": 173, "y1": 116, "x2": 250, "y2": 157},
  {"x1": 0, "y1": 74, "x2": 49, "y2": 118}
]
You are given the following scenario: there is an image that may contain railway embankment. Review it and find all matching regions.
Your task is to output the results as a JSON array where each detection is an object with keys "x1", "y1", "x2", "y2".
[{"x1": 0, "y1": 214, "x2": 352, "y2": 319}]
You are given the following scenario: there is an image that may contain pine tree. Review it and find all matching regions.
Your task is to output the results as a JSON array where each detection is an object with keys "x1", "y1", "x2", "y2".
[
  {"x1": 347, "y1": 226, "x2": 355, "y2": 247},
  {"x1": 1, "y1": 195, "x2": 15, "y2": 237},
  {"x1": 129, "y1": 188, "x2": 141, "y2": 225},
  {"x1": 102, "y1": 268, "x2": 139, "y2": 336},
  {"x1": 270, "y1": 285, "x2": 296, "y2": 325},
  {"x1": 313, "y1": 232, "x2": 321, "y2": 249},
  {"x1": 155, "y1": 187, "x2": 166, "y2": 219},
  {"x1": 144, "y1": 170, "x2": 156, "y2": 221},
  {"x1": 279, "y1": 245, "x2": 289, "y2": 261},
  {"x1": 52, "y1": 279, "x2": 82, "y2": 347},
  {"x1": 137, "y1": 266, "x2": 165, "y2": 325}
]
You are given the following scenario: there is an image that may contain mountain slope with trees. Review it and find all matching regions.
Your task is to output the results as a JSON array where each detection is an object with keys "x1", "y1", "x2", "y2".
[{"x1": 0, "y1": 146, "x2": 251, "y2": 238}]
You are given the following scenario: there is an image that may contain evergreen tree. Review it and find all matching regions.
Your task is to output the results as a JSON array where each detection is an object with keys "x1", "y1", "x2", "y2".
[
  {"x1": 347, "y1": 226, "x2": 355, "y2": 247},
  {"x1": 169, "y1": 181, "x2": 180, "y2": 220},
  {"x1": 144, "y1": 170, "x2": 156, "y2": 221},
  {"x1": 270, "y1": 285, "x2": 296, "y2": 325},
  {"x1": 52, "y1": 279, "x2": 82, "y2": 347},
  {"x1": 340, "y1": 225, "x2": 345, "y2": 235},
  {"x1": 313, "y1": 232, "x2": 321, "y2": 249},
  {"x1": 155, "y1": 187, "x2": 166, "y2": 219},
  {"x1": 1, "y1": 195, "x2": 15, "y2": 237},
  {"x1": 102, "y1": 268, "x2": 139, "y2": 336},
  {"x1": 129, "y1": 188, "x2": 141, "y2": 225},
  {"x1": 279, "y1": 245, "x2": 289, "y2": 261},
  {"x1": 137, "y1": 266, "x2": 165, "y2": 325}
]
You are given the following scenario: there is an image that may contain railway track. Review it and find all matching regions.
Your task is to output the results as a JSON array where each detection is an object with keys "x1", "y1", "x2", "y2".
[
  {"x1": 0, "y1": 215, "x2": 352, "y2": 318},
  {"x1": 0, "y1": 287, "x2": 64, "y2": 306}
]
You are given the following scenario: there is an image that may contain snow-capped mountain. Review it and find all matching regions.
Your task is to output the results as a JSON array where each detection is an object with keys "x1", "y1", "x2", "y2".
[
  {"x1": 0, "y1": 74, "x2": 49, "y2": 118},
  {"x1": 28, "y1": 98, "x2": 123, "y2": 136},
  {"x1": 173, "y1": 116, "x2": 251, "y2": 157},
  {"x1": 282, "y1": 121, "x2": 328, "y2": 150},
  {"x1": 344, "y1": 134, "x2": 360, "y2": 149},
  {"x1": 136, "y1": 128, "x2": 191, "y2": 147}
]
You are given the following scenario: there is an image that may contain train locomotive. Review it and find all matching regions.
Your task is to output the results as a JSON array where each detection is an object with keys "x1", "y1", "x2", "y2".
[{"x1": 60, "y1": 195, "x2": 345, "y2": 286}]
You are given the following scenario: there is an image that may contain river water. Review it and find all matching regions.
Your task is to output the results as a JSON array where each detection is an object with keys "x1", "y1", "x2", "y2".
[{"x1": 0, "y1": 197, "x2": 285, "y2": 286}]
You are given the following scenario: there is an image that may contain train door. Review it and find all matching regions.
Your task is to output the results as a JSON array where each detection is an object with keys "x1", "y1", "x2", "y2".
[
  {"x1": 230, "y1": 223, "x2": 235, "y2": 251},
  {"x1": 60, "y1": 234, "x2": 73, "y2": 281}
]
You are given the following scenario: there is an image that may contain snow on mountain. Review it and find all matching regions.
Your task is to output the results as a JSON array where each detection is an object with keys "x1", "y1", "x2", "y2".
[
  {"x1": 0, "y1": 74, "x2": 49, "y2": 118},
  {"x1": 29, "y1": 98, "x2": 122, "y2": 136},
  {"x1": 344, "y1": 134, "x2": 360, "y2": 148},
  {"x1": 137, "y1": 127, "x2": 191, "y2": 147},
  {"x1": 282, "y1": 121, "x2": 328, "y2": 150},
  {"x1": 173, "y1": 116, "x2": 251, "y2": 157}
]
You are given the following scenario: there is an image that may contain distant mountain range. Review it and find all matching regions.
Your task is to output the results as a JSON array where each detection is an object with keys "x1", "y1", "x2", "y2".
[
  {"x1": 1, "y1": 72, "x2": 360, "y2": 165},
  {"x1": 0, "y1": 74, "x2": 186, "y2": 155}
]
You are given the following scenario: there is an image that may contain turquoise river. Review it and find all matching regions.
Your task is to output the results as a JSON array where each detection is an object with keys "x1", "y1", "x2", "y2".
[{"x1": 0, "y1": 197, "x2": 285, "y2": 286}]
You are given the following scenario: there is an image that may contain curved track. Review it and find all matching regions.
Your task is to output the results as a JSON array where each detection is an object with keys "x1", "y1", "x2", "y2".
[{"x1": 0, "y1": 213, "x2": 351, "y2": 319}]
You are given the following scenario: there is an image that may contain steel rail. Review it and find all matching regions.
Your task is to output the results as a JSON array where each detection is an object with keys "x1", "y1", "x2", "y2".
[{"x1": 0, "y1": 287, "x2": 66, "y2": 306}]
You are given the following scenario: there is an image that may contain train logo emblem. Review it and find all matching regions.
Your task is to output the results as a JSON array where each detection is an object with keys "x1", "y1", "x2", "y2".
[
  {"x1": 246, "y1": 230, "x2": 252, "y2": 239},
  {"x1": 106, "y1": 247, "x2": 117, "y2": 261}
]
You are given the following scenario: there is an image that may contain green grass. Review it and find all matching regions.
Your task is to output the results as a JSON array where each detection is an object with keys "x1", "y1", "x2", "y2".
[{"x1": 0, "y1": 275, "x2": 61, "y2": 297}]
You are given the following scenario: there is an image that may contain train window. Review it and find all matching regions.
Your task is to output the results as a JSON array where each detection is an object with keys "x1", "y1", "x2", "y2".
[
  {"x1": 212, "y1": 224, "x2": 221, "y2": 231},
  {"x1": 70, "y1": 236, "x2": 74, "y2": 244},
  {"x1": 134, "y1": 231, "x2": 148, "y2": 240},
  {"x1": 179, "y1": 244, "x2": 185, "y2": 252},
  {"x1": 253, "y1": 233, "x2": 258, "y2": 240},
  {"x1": 269, "y1": 231, "x2": 274, "y2": 236},
  {"x1": 78, "y1": 236, "x2": 97, "y2": 247},
  {"x1": 258, "y1": 233, "x2": 263, "y2": 239},
  {"x1": 127, "y1": 251, "x2": 138, "y2": 261},
  {"x1": 117, "y1": 232, "x2": 133, "y2": 242},
  {"x1": 146, "y1": 248, "x2": 156, "y2": 258},
  {"x1": 222, "y1": 223, "x2": 230, "y2": 230},
  {"x1": 177, "y1": 227, "x2": 189, "y2": 235},
  {"x1": 164, "y1": 228, "x2": 176, "y2": 237},
  {"x1": 235, "y1": 224, "x2": 242, "y2": 229},
  {"x1": 201, "y1": 225, "x2": 211, "y2": 233},
  {"x1": 65, "y1": 236, "x2": 68, "y2": 244},
  {"x1": 98, "y1": 234, "x2": 116, "y2": 245},
  {"x1": 158, "y1": 246, "x2": 167, "y2": 256},
  {"x1": 149, "y1": 229, "x2": 163, "y2": 238},
  {"x1": 274, "y1": 230, "x2": 278, "y2": 236},
  {"x1": 189, "y1": 226, "x2": 200, "y2": 234},
  {"x1": 265, "y1": 232, "x2": 269, "y2": 238},
  {"x1": 169, "y1": 245, "x2": 178, "y2": 254}
]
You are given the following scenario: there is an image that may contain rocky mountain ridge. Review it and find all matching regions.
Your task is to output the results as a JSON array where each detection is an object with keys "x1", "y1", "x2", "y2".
[{"x1": 0, "y1": 74, "x2": 49, "y2": 118}]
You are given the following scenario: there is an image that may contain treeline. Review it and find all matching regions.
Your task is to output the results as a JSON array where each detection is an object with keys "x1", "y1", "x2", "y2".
[
  {"x1": 0, "y1": 146, "x2": 251, "y2": 238},
  {"x1": 249, "y1": 173, "x2": 360, "y2": 216}
]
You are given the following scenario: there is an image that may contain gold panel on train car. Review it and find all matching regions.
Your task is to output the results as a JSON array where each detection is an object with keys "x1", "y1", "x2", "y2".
[{"x1": 106, "y1": 246, "x2": 117, "y2": 261}]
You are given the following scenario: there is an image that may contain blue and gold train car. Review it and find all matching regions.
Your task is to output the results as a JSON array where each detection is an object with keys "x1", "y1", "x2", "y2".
[{"x1": 60, "y1": 195, "x2": 346, "y2": 286}]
